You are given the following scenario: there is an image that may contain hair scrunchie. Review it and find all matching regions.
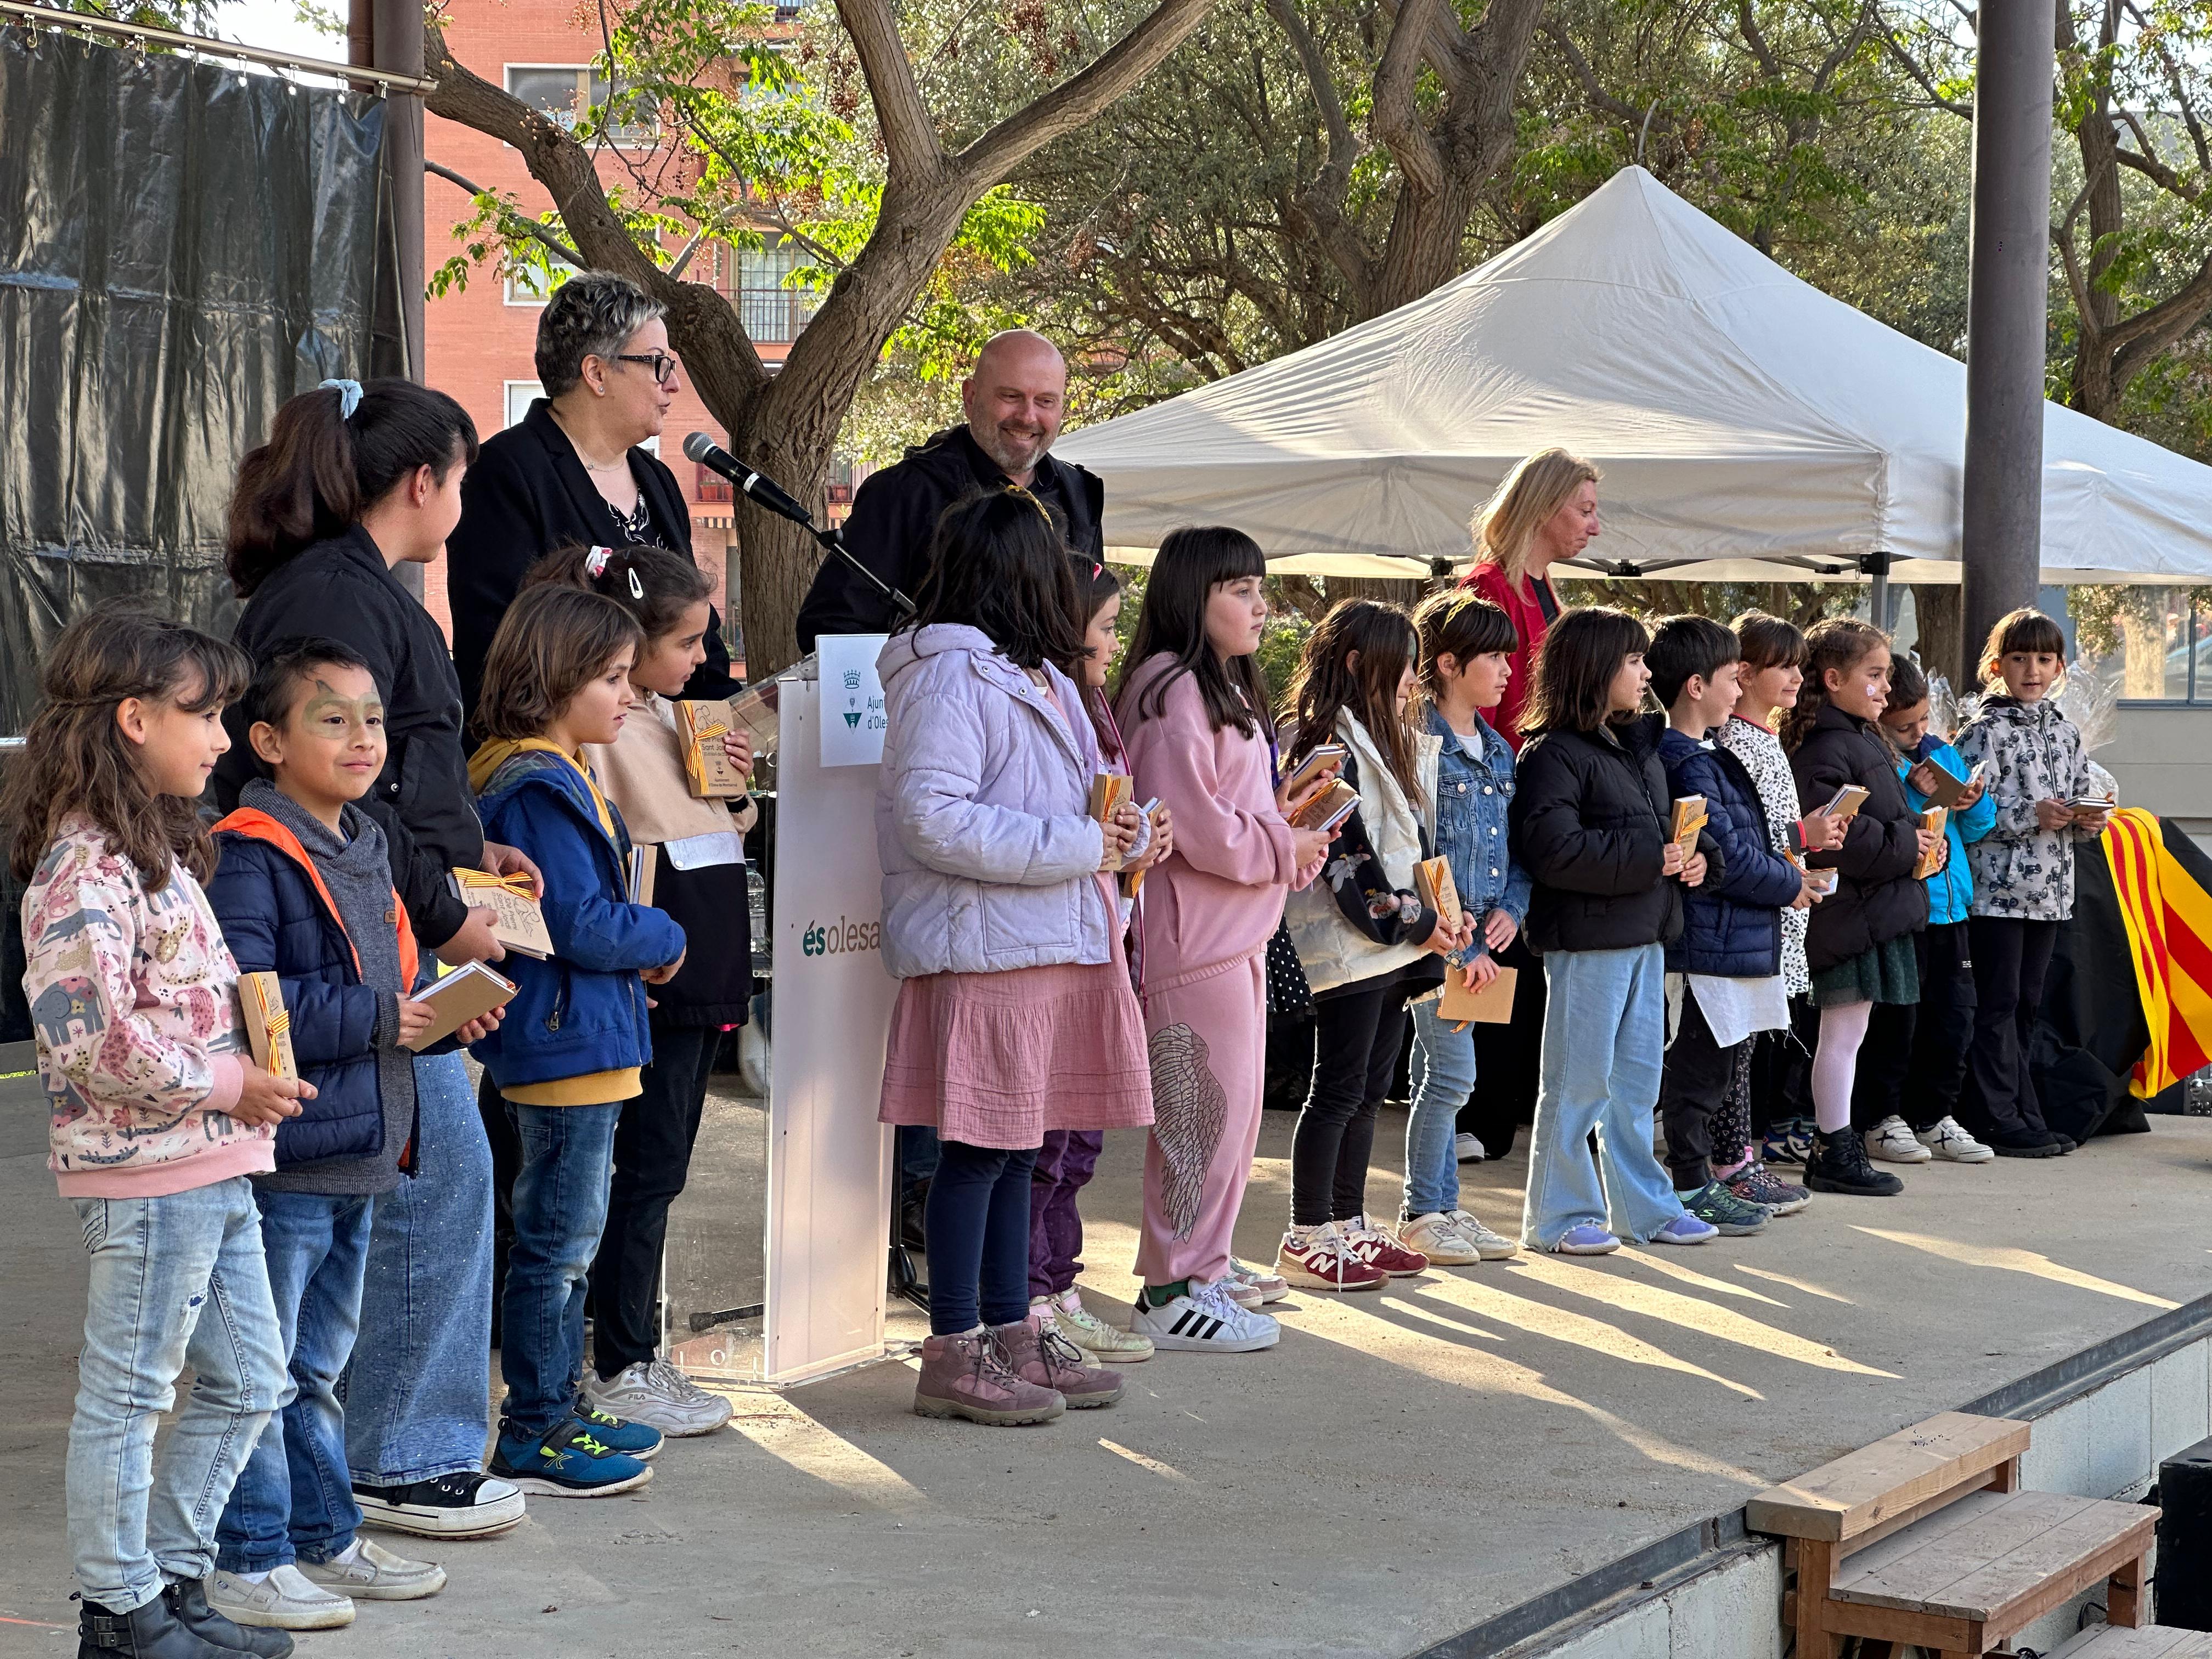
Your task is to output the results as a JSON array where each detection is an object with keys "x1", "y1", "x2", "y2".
[
  {"x1": 319, "y1": 377, "x2": 364, "y2": 419},
  {"x1": 585, "y1": 546, "x2": 614, "y2": 579}
]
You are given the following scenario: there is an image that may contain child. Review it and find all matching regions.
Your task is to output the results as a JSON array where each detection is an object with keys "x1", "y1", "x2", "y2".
[
  {"x1": 1277, "y1": 600, "x2": 1466, "y2": 1290},
  {"x1": 469, "y1": 585, "x2": 688, "y2": 1492},
  {"x1": 1856, "y1": 652, "x2": 1998, "y2": 1164},
  {"x1": 1508, "y1": 606, "x2": 1718, "y2": 1254},
  {"x1": 5, "y1": 606, "x2": 309, "y2": 1658},
  {"x1": 535, "y1": 544, "x2": 754, "y2": 1436},
  {"x1": 877, "y1": 490, "x2": 1152, "y2": 1423},
  {"x1": 1118, "y1": 527, "x2": 1331, "y2": 1348},
  {"x1": 1648, "y1": 616, "x2": 1819, "y2": 1237},
  {"x1": 1717, "y1": 613, "x2": 1835, "y2": 1201},
  {"x1": 1397, "y1": 591, "x2": 1528, "y2": 1266},
  {"x1": 1954, "y1": 607, "x2": 2111, "y2": 1156},
  {"x1": 1027, "y1": 563, "x2": 1174, "y2": 1365},
  {"x1": 207, "y1": 641, "x2": 498, "y2": 1629},
  {"x1": 1781, "y1": 618, "x2": 1938, "y2": 1197}
]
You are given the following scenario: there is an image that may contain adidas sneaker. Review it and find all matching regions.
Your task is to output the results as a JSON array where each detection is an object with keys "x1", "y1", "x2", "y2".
[{"x1": 1130, "y1": 1280, "x2": 1280, "y2": 1353}]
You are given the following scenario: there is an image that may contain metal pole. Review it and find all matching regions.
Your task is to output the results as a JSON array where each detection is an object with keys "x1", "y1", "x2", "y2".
[
  {"x1": 1959, "y1": 0, "x2": 2056, "y2": 686},
  {"x1": 371, "y1": 0, "x2": 425, "y2": 383}
]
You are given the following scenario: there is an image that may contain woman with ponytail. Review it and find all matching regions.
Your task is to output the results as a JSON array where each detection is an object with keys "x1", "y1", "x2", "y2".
[{"x1": 214, "y1": 376, "x2": 535, "y2": 1544}]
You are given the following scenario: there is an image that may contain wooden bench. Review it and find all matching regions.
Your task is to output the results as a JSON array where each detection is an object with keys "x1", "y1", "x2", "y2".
[
  {"x1": 1747, "y1": 1410, "x2": 2156, "y2": 1658},
  {"x1": 2048, "y1": 1631, "x2": 2212, "y2": 1657}
]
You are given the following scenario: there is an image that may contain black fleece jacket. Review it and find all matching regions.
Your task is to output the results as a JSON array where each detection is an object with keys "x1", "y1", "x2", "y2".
[{"x1": 1788, "y1": 701, "x2": 1929, "y2": 972}]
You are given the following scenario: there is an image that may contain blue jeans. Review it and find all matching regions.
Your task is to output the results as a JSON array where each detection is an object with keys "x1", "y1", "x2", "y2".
[
  {"x1": 343, "y1": 1049, "x2": 495, "y2": 1485},
  {"x1": 1521, "y1": 945, "x2": 1685, "y2": 1248},
  {"x1": 1404, "y1": 997, "x2": 1478, "y2": 1217},
  {"x1": 216, "y1": 1191, "x2": 373, "y2": 1572},
  {"x1": 501, "y1": 1101, "x2": 622, "y2": 1438},
  {"x1": 69, "y1": 1179, "x2": 287, "y2": 1613}
]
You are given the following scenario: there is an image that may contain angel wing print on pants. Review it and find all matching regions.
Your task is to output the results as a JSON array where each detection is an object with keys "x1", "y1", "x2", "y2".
[{"x1": 1148, "y1": 1022, "x2": 1227, "y2": 1240}]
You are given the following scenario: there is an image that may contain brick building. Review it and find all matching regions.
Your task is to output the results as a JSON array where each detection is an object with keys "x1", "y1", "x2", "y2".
[{"x1": 421, "y1": 0, "x2": 827, "y2": 662}]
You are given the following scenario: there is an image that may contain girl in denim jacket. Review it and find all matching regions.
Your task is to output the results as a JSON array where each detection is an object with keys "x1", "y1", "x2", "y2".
[{"x1": 1398, "y1": 592, "x2": 1530, "y2": 1265}]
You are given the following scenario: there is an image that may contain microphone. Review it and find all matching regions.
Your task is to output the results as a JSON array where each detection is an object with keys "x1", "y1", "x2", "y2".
[{"x1": 683, "y1": 433, "x2": 810, "y2": 526}]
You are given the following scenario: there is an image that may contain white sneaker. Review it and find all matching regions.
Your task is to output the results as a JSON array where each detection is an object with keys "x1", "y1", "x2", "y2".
[
  {"x1": 206, "y1": 1564, "x2": 356, "y2": 1630},
  {"x1": 296, "y1": 1537, "x2": 447, "y2": 1601},
  {"x1": 1221, "y1": 1259, "x2": 1290, "y2": 1306},
  {"x1": 1040, "y1": 1289, "x2": 1154, "y2": 1362},
  {"x1": 1400, "y1": 1212, "x2": 1482, "y2": 1265},
  {"x1": 1920, "y1": 1115, "x2": 1996, "y2": 1163},
  {"x1": 1866, "y1": 1115, "x2": 1934, "y2": 1164},
  {"x1": 584, "y1": 1359, "x2": 734, "y2": 1437},
  {"x1": 1447, "y1": 1208, "x2": 1519, "y2": 1260},
  {"x1": 1454, "y1": 1132, "x2": 1487, "y2": 1163},
  {"x1": 1130, "y1": 1279, "x2": 1280, "y2": 1352}
]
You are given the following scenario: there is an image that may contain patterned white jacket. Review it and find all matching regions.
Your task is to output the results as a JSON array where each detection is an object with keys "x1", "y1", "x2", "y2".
[{"x1": 1955, "y1": 697, "x2": 2100, "y2": 922}]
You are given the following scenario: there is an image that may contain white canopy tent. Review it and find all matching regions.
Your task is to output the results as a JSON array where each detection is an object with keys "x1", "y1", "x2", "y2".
[{"x1": 1055, "y1": 166, "x2": 2212, "y2": 587}]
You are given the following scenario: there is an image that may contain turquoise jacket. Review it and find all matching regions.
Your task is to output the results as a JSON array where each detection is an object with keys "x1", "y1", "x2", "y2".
[{"x1": 1898, "y1": 734, "x2": 1997, "y2": 927}]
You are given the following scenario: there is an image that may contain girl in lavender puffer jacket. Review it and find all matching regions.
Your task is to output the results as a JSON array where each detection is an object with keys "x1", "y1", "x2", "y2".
[{"x1": 875, "y1": 491, "x2": 1152, "y2": 1427}]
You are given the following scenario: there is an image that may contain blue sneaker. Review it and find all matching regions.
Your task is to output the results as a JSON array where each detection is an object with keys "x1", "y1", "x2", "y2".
[
  {"x1": 570, "y1": 1403, "x2": 663, "y2": 1462},
  {"x1": 489, "y1": 1418, "x2": 654, "y2": 1498},
  {"x1": 1651, "y1": 1213, "x2": 1719, "y2": 1246},
  {"x1": 1548, "y1": 1223, "x2": 1620, "y2": 1256}
]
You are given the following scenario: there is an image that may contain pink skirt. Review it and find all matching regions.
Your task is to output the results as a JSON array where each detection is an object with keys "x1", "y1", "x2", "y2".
[{"x1": 878, "y1": 925, "x2": 1154, "y2": 1149}]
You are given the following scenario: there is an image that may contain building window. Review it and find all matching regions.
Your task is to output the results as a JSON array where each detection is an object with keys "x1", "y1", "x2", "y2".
[
  {"x1": 697, "y1": 461, "x2": 733, "y2": 504},
  {"x1": 504, "y1": 253, "x2": 574, "y2": 307},
  {"x1": 503, "y1": 381, "x2": 544, "y2": 430},
  {"x1": 505, "y1": 65, "x2": 657, "y2": 146},
  {"x1": 709, "y1": 239, "x2": 816, "y2": 343},
  {"x1": 2085, "y1": 587, "x2": 2212, "y2": 704}
]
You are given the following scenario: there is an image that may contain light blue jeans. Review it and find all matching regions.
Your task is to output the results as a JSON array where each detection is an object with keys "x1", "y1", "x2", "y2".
[
  {"x1": 217, "y1": 1191, "x2": 373, "y2": 1572},
  {"x1": 69, "y1": 1178, "x2": 288, "y2": 1613},
  {"x1": 343, "y1": 1049, "x2": 495, "y2": 1485},
  {"x1": 1521, "y1": 945, "x2": 1686, "y2": 1249},
  {"x1": 1403, "y1": 997, "x2": 1477, "y2": 1217}
]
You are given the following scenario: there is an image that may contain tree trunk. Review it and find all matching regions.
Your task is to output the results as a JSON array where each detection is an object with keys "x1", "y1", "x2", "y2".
[
  {"x1": 1325, "y1": 576, "x2": 1427, "y2": 609},
  {"x1": 1909, "y1": 584, "x2": 1964, "y2": 691}
]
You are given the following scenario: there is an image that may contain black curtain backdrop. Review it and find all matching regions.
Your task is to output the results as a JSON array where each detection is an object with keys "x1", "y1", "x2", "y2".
[{"x1": 0, "y1": 29, "x2": 386, "y2": 1039}]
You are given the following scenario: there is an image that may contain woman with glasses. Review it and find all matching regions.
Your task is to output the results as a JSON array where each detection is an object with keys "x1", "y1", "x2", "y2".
[{"x1": 447, "y1": 268, "x2": 737, "y2": 719}]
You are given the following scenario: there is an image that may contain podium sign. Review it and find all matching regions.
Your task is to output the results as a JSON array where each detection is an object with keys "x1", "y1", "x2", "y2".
[{"x1": 764, "y1": 677, "x2": 899, "y2": 1384}]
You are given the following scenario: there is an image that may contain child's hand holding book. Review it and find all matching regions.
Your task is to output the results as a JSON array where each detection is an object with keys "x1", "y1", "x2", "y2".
[{"x1": 231, "y1": 1068, "x2": 312, "y2": 1127}]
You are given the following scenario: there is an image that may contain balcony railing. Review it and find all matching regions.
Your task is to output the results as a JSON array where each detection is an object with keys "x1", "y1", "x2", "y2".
[{"x1": 733, "y1": 285, "x2": 817, "y2": 344}]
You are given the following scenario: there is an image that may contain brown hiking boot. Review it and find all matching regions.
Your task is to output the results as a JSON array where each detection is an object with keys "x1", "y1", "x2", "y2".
[
  {"x1": 912, "y1": 1327, "x2": 1066, "y2": 1425},
  {"x1": 996, "y1": 1313, "x2": 1125, "y2": 1409}
]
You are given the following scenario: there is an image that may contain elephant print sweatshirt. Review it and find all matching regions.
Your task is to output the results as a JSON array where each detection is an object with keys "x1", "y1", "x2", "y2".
[{"x1": 21, "y1": 816, "x2": 272, "y2": 1197}]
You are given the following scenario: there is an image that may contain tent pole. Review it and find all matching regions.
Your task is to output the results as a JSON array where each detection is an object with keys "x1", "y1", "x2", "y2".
[{"x1": 1959, "y1": 0, "x2": 2055, "y2": 686}]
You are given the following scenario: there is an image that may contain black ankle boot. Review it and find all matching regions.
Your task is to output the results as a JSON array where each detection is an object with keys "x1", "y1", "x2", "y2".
[
  {"x1": 165, "y1": 1581, "x2": 294, "y2": 1657},
  {"x1": 76, "y1": 1595, "x2": 229, "y2": 1658},
  {"x1": 1805, "y1": 1126, "x2": 1904, "y2": 1197}
]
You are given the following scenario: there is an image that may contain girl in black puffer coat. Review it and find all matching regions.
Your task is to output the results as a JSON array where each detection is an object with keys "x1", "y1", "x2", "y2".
[{"x1": 1783, "y1": 619, "x2": 1939, "y2": 1198}]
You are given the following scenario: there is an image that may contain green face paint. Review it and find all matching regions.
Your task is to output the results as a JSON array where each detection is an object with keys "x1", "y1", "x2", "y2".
[{"x1": 297, "y1": 678, "x2": 385, "y2": 743}]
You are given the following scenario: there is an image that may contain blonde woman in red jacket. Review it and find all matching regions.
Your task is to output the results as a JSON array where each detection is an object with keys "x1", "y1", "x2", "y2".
[{"x1": 1457, "y1": 448, "x2": 1604, "y2": 753}]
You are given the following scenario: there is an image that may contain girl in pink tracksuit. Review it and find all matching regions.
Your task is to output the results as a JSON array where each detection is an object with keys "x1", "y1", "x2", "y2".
[{"x1": 1117, "y1": 527, "x2": 1334, "y2": 1355}]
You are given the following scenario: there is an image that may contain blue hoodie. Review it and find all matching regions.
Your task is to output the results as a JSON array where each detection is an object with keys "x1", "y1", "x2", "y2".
[
  {"x1": 467, "y1": 743, "x2": 686, "y2": 1093},
  {"x1": 1897, "y1": 733, "x2": 1997, "y2": 927}
]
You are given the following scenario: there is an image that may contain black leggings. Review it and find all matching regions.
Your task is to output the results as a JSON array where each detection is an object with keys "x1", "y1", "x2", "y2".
[
  {"x1": 1291, "y1": 973, "x2": 1410, "y2": 1227},
  {"x1": 923, "y1": 1139, "x2": 1039, "y2": 1336},
  {"x1": 1962, "y1": 916, "x2": 2058, "y2": 1137}
]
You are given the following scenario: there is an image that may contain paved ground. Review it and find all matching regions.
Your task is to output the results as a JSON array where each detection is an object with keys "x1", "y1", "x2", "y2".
[{"x1": 4, "y1": 1076, "x2": 2207, "y2": 1658}]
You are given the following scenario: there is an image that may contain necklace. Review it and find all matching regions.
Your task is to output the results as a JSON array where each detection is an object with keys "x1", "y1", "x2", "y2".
[{"x1": 549, "y1": 407, "x2": 630, "y2": 474}]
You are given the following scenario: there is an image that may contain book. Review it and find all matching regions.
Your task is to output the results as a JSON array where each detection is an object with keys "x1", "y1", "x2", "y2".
[
  {"x1": 1090, "y1": 772, "x2": 1136, "y2": 872},
  {"x1": 1438, "y1": 964, "x2": 1517, "y2": 1027},
  {"x1": 1120, "y1": 798, "x2": 1164, "y2": 901},
  {"x1": 449, "y1": 867, "x2": 553, "y2": 960},
  {"x1": 238, "y1": 970, "x2": 297, "y2": 1081},
  {"x1": 1918, "y1": 758, "x2": 1985, "y2": 810},
  {"x1": 1290, "y1": 777, "x2": 1359, "y2": 833},
  {"x1": 1913, "y1": 806, "x2": 1948, "y2": 879},
  {"x1": 400, "y1": 962, "x2": 518, "y2": 1053},
  {"x1": 674, "y1": 699, "x2": 752, "y2": 799},
  {"x1": 1280, "y1": 742, "x2": 1348, "y2": 800},
  {"x1": 2065, "y1": 793, "x2": 2118, "y2": 813},
  {"x1": 628, "y1": 844, "x2": 656, "y2": 907},
  {"x1": 1414, "y1": 856, "x2": 1463, "y2": 932},
  {"x1": 1819, "y1": 783, "x2": 1871, "y2": 819},
  {"x1": 1669, "y1": 795, "x2": 1708, "y2": 861}
]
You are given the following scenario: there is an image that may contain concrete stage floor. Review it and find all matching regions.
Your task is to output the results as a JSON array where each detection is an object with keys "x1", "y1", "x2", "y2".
[{"x1": 3, "y1": 1081, "x2": 2208, "y2": 1658}]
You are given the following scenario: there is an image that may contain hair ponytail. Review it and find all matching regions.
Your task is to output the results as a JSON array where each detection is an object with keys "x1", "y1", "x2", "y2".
[
  {"x1": 1780, "y1": 617, "x2": 1889, "y2": 752},
  {"x1": 227, "y1": 378, "x2": 479, "y2": 597},
  {"x1": 525, "y1": 542, "x2": 711, "y2": 642}
]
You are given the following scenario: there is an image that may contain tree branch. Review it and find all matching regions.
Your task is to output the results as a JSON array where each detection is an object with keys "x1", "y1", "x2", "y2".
[
  {"x1": 1370, "y1": 0, "x2": 1445, "y2": 200},
  {"x1": 833, "y1": 0, "x2": 943, "y2": 185},
  {"x1": 423, "y1": 160, "x2": 588, "y2": 266},
  {"x1": 1878, "y1": 24, "x2": 1971, "y2": 120},
  {"x1": 953, "y1": 0, "x2": 1221, "y2": 188},
  {"x1": 2102, "y1": 252, "x2": 2212, "y2": 367},
  {"x1": 1538, "y1": 17, "x2": 1646, "y2": 127},
  {"x1": 1263, "y1": 0, "x2": 1375, "y2": 306}
]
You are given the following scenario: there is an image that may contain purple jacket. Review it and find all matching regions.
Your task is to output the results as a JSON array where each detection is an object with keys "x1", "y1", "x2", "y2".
[{"x1": 876, "y1": 625, "x2": 1114, "y2": 980}]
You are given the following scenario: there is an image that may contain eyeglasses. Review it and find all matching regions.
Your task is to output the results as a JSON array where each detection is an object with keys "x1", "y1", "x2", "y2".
[{"x1": 611, "y1": 351, "x2": 681, "y2": 386}]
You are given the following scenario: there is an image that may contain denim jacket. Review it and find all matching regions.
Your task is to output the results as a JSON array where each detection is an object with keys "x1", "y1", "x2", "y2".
[{"x1": 1426, "y1": 704, "x2": 1531, "y2": 946}]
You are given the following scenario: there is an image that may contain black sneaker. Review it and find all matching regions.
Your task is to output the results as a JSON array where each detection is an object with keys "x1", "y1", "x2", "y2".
[
  {"x1": 165, "y1": 1581, "x2": 293, "y2": 1657},
  {"x1": 352, "y1": 1470, "x2": 526, "y2": 1539},
  {"x1": 1804, "y1": 1126, "x2": 1904, "y2": 1196},
  {"x1": 1987, "y1": 1126, "x2": 2065, "y2": 1158},
  {"x1": 2050, "y1": 1132, "x2": 2079, "y2": 1154}
]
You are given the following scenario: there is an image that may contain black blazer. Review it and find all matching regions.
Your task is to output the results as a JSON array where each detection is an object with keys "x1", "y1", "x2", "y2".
[{"x1": 447, "y1": 399, "x2": 738, "y2": 718}]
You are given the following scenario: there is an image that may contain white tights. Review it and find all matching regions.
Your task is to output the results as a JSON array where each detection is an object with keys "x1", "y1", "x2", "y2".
[{"x1": 1811, "y1": 1001, "x2": 1873, "y2": 1134}]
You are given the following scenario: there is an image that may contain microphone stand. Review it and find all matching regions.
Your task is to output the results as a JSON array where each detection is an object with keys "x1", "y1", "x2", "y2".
[{"x1": 759, "y1": 496, "x2": 916, "y2": 628}]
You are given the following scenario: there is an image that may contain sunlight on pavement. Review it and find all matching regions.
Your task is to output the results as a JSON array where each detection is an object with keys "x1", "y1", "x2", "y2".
[
  {"x1": 725, "y1": 1392, "x2": 927, "y2": 1509},
  {"x1": 1098, "y1": 1438, "x2": 1192, "y2": 1480},
  {"x1": 1733, "y1": 1263, "x2": 1857, "y2": 1304},
  {"x1": 1408, "y1": 1273, "x2": 1764, "y2": 1397},
  {"x1": 1611, "y1": 1246, "x2": 1791, "y2": 1307},
  {"x1": 1852, "y1": 1228, "x2": 2181, "y2": 1310}
]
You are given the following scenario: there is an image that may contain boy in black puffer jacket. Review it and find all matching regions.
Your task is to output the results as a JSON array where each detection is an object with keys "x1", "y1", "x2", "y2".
[{"x1": 1647, "y1": 618, "x2": 1819, "y2": 1237}]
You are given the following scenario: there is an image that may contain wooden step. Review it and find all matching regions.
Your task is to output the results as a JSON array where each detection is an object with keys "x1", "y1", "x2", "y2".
[
  {"x1": 1748, "y1": 1410, "x2": 2030, "y2": 1545},
  {"x1": 2050, "y1": 1630, "x2": 2212, "y2": 1658},
  {"x1": 1830, "y1": 1488, "x2": 2155, "y2": 1626}
]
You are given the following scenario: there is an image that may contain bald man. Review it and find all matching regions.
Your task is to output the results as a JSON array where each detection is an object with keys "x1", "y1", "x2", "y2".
[{"x1": 795, "y1": 330, "x2": 1105, "y2": 650}]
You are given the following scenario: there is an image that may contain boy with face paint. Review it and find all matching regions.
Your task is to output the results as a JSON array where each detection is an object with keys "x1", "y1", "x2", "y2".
[{"x1": 202, "y1": 640, "x2": 505, "y2": 1631}]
